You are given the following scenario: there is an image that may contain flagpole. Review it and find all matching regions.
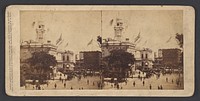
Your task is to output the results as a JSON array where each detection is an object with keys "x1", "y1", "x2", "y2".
[
  {"x1": 100, "y1": 10, "x2": 103, "y2": 88},
  {"x1": 101, "y1": 10, "x2": 102, "y2": 37}
]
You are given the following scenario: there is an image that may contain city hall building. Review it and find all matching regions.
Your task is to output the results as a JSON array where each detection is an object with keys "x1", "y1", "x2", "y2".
[
  {"x1": 101, "y1": 18, "x2": 153, "y2": 69},
  {"x1": 20, "y1": 22, "x2": 75, "y2": 80}
]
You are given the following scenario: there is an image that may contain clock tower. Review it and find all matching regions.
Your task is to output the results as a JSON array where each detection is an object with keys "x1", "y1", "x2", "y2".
[
  {"x1": 36, "y1": 21, "x2": 46, "y2": 43},
  {"x1": 114, "y1": 18, "x2": 124, "y2": 41}
]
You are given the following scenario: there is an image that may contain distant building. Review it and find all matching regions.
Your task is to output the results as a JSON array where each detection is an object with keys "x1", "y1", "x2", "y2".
[
  {"x1": 140, "y1": 48, "x2": 153, "y2": 68},
  {"x1": 157, "y1": 48, "x2": 182, "y2": 67},
  {"x1": 57, "y1": 50, "x2": 74, "y2": 72},
  {"x1": 79, "y1": 51, "x2": 102, "y2": 71}
]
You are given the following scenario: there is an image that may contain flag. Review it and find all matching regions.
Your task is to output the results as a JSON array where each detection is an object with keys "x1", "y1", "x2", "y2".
[
  {"x1": 65, "y1": 43, "x2": 68, "y2": 48},
  {"x1": 136, "y1": 37, "x2": 142, "y2": 44},
  {"x1": 166, "y1": 36, "x2": 172, "y2": 43},
  {"x1": 58, "y1": 39, "x2": 64, "y2": 46},
  {"x1": 97, "y1": 36, "x2": 102, "y2": 47},
  {"x1": 143, "y1": 40, "x2": 147, "y2": 45},
  {"x1": 134, "y1": 32, "x2": 141, "y2": 43},
  {"x1": 56, "y1": 34, "x2": 62, "y2": 45},
  {"x1": 110, "y1": 19, "x2": 114, "y2": 26},
  {"x1": 87, "y1": 39, "x2": 93, "y2": 46},
  {"x1": 32, "y1": 22, "x2": 35, "y2": 27},
  {"x1": 97, "y1": 36, "x2": 102, "y2": 44}
]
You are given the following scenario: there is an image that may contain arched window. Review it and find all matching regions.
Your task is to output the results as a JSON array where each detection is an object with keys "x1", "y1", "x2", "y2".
[
  {"x1": 141, "y1": 54, "x2": 144, "y2": 59},
  {"x1": 67, "y1": 55, "x2": 69, "y2": 61},
  {"x1": 62, "y1": 55, "x2": 65, "y2": 61},
  {"x1": 146, "y1": 54, "x2": 148, "y2": 59}
]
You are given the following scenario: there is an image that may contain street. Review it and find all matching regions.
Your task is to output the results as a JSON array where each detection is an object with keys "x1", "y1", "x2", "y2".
[{"x1": 22, "y1": 72, "x2": 183, "y2": 90}]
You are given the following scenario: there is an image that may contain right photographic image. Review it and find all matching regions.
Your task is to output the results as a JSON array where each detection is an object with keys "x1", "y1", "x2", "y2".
[{"x1": 100, "y1": 10, "x2": 183, "y2": 90}]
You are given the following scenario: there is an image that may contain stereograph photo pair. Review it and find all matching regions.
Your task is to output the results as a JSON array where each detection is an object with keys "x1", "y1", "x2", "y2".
[{"x1": 5, "y1": 5, "x2": 194, "y2": 96}]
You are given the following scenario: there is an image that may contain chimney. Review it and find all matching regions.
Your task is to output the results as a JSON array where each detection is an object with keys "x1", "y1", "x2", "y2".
[
  {"x1": 47, "y1": 40, "x2": 51, "y2": 44},
  {"x1": 126, "y1": 38, "x2": 129, "y2": 41}
]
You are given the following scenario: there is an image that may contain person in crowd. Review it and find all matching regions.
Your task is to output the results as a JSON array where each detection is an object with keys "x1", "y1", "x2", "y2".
[
  {"x1": 117, "y1": 84, "x2": 119, "y2": 89},
  {"x1": 54, "y1": 83, "x2": 57, "y2": 89},
  {"x1": 38, "y1": 85, "x2": 41, "y2": 90},
  {"x1": 160, "y1": 85, "x2": 163, "y2": 90},
  {"x1": 35, "y1": 85, "x2": 38, "y2": 90},
  {"x1": 158, "y1": 86, "x2": 160, "y2": 90},
  {"x1": 142, "y1": 81, "x2": 145, "y2": 86},
  {"x1": 87, "y1": 80, "x2": 89, "y2": 85},
  {"x1": 64, "y1": 82, "x2": 66, "y2": 88},
  {"x1": 133, "y1": 81, "x2": 136, "y2": 87},
  {"x1": 149, "y1": 84, "x2": 152, "y2": 90},
  {"x1": 125, "y1": 81, "x2": 127, "y2": 85}
]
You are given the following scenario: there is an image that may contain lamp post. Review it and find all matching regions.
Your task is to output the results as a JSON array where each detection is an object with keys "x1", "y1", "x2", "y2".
[
  {"x1": 100, "y1": 64, "x2": 104, "y2": 89},
  {"x1": 50, "y1": 66, "x2": 55, "y2": 80}
]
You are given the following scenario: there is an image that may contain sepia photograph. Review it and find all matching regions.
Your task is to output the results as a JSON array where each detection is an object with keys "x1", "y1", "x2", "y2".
[{"x1": 5, "y1": 5, "x2": 194, "y2": 96}]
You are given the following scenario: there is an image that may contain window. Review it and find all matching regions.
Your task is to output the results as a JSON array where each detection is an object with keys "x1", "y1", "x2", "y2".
[
  {"x1": 67, "y1": 56, "x2": 69, "y2": 61},
  {"x1": 62, "y1": 55, "x2": 65, "y2": 61},
  {"x1": 146, "y1": 54, "x2": 148, "y2": 59},
  {"x1": 141, "y1": 54, "x2": 144, "y2": 59}
]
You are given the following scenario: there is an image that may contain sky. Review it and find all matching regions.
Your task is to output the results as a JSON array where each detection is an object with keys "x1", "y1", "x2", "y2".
[{"x1": 20, "y1": 10, "x2": 183, "y2": 54}]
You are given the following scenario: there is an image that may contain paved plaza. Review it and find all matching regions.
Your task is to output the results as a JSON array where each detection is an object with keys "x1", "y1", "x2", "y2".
[{"x1": 22, "y1": 72, "x2": 183, "y2": 90}]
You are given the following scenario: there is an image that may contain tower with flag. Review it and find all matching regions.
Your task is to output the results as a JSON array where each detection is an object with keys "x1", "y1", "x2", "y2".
[
  {"x1": 101, "y1": 17, "x2": 153, "y2": 70},
  {"x1": 114, "y1": 18, "x2": 124, "y2": 41},
  {"x1": 36, "y1": 21, "x2": 46, "y2": 43}
]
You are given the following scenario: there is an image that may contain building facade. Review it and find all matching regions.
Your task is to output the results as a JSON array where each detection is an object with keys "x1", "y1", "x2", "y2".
[
  {"x1": 101, "y1": 18, "x2": 153, "y2": 69},
  {"x1": 56, "y1": 50, "x2": 74, "y2": 72},
  {"x1": 159, "y1": 48, "x2": 182, "y2": 67},
  {"x1": 139, "y1": 48, "x2": 153, "y2": 69},
  {"x1": 20, "y1": 40, "x2": 58, "y2": 82},
  {"x1": 79, "y1": 51, "x2": 102, "y2": 71}
]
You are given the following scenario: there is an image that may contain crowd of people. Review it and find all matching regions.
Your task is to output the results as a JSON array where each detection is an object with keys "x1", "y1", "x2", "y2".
[{"x1": 24, "y1": 68, "x2": 183, "y2": 90}]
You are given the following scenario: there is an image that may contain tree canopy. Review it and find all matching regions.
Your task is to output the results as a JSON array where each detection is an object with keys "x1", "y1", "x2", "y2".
[
  {"x1": 103, "y1": 50, "x2": 135, "y2": 81},
  {"x1": 27, "y1": 51, "x2": 57, "y2": 82},
  {"x1": 107, "y1": 50, "x2": 135, "y2": 69},
  {"x1": 28, "y1": 51, "x2": 57, "y2": 71},
  {"x1": 175, "y1": 33, "x2": 183, "y2": 48}
]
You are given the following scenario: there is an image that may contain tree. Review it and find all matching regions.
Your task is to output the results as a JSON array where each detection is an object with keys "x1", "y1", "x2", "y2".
[
  {"x1": 27, "y1": 51, "x2": 57, "y2": 83},
  {"x1": 175, "y1": 33, "x2": 183, "y2": 48},
  {"x1": 105, "y1": 50, "x2": 135, "y2": 81},
  {"x1": 175, "y1": 33, "x2": 183, "y2": 67},
  {"x1": 97, "y1": 36, "x2": 102, "y2": 47}
]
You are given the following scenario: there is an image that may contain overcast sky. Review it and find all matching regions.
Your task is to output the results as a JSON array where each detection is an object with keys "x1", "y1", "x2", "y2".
[{"x1": 20, "y1": 10, "x2": 183, "y2": 54}]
